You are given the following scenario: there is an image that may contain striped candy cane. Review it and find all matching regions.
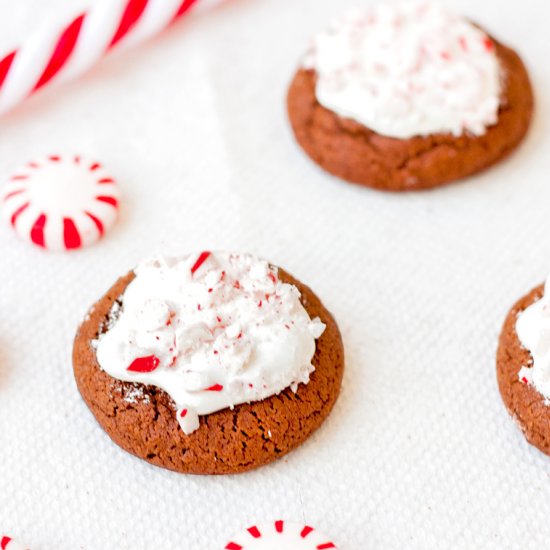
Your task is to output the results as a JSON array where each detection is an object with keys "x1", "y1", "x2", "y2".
[{"x1": 0, "y1": 0, "x2": 220, "y2": 115}]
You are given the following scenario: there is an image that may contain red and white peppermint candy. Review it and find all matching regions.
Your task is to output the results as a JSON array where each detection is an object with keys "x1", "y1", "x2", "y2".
[
  {"x1": 224, "y1": 521, "x2": 338, "y2": 550},
  {"x1": 1, "y1": 536, "x2": 30, "y2": 550},
  {"x1": 0, "y1": 0, "x2": 213, "y2": 116},
  {"x1": 1, "y1": 155, "x2": 120, "y2": 251}
]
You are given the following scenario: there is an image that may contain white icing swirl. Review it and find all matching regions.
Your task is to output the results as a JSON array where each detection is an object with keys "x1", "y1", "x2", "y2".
[
  {"x1": 95, "y1": 252, "x2": 325, "y2": 434},
  {"x1": 516, "y1": 277, "x2": 550, "y2": 399},
  {"x1": 304, "y1": 1, "x2": 502, "y2": 138}
]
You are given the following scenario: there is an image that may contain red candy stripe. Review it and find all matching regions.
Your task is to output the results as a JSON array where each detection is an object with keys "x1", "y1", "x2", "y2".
[
  {"x1": 85, "y1": 211, "x2": 105, "y2": 236},
  {"x1": 247, "y1": 526, "x2": 261, "y2": 538},
  {"x1": 34, "y1": 14, "x2": 86, "y2": 91},
  {"x1": 10, "y1": 202, "x2": 29, "y2": 226},
  {"x1": 96, "y1": 195, "x2": 118, "y2": 207},
  {"x1": 30, "y1": 213, "x2": 47, "y2": 247},
  {"x1": 3, "y1": 189, "x2": 25, "y2": 201},
  {"x1": 63, "y1": 217, "x2": 81, "y2": 249},
  {"x1": 0, "y1": 51, "x2": 15, "y2": 88},
  {"x1": 109, "y1": 0, "x2": 149, "y2": 49},
  {"x1": 175, "y1": 0, "x2": 201, "y2": 19},
  {"x1": 0, "y1": 0, "x2": 207, "y2": 115}
]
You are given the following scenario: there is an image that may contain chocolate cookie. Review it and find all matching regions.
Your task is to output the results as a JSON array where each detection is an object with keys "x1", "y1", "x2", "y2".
[
  {"x1": 496, "y1": 284, "x2": 550, "y2": 456},
  {"x1": 73, "y1": 268, "x2": 344, "y2": 475},
  {"x1": 287, "y1": 32, "x2": 533, "y2": 192}
]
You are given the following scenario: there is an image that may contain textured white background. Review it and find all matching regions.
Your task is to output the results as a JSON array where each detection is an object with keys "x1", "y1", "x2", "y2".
[{"x1": 0, "y1": 0, "x2": 549, "y2": 548}]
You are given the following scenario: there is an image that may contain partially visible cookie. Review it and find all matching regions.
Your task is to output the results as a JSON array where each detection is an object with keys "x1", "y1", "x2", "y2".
[
  {"x1": 287, "y1": 2, "x2": 533, "y2": 191},
  {"x1": 496, "y1": 283, "x2": 550, "y2": 456},
  {"x1": 73, "y1": 252, "x2": 344, "y2": 474}
]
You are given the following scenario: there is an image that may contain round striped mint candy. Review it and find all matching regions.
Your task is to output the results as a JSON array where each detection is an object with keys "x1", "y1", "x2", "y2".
[
  {"x1": 1, "y1": 155, "x2": 120, "y2": 251},
  {"x1": 1, "y1": 535, "x2": 30, "y2": 550},
  {"x1": 224, "y1": 520, "x2": 338, "y2": 549}
]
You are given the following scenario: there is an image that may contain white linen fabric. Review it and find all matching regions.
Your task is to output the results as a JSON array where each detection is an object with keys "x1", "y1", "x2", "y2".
[{"x1": 0, "y1": 0, "x2": 549, "y2": 548}]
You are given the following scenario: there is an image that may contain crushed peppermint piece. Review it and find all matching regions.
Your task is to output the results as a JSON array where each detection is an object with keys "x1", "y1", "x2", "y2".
[
  {"x1": 190, "y1": 251, "x2": 211, "y2": 275},
  {"x1": 127, "y1": 355, "x2": 160, "y2": 373}
]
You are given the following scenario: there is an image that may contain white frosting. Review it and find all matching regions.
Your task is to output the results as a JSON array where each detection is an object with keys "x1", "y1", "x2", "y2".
[
  {"x1": 516, "y1": 277, "x2": 550, "y2": 399},
  {"x1": 304, "y1": 1, "x2": 502, "y2": 138},
  {"x1": 95, "y1": 252, "x2": 325, "y2": 434}
]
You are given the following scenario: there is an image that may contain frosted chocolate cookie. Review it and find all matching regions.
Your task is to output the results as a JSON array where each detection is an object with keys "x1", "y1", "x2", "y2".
[
  {"x1": 287, "y1": 1, "x2": 533, "y2": 191},
  {"x1": 73, "y1": 252, "x2": 344, "y2": 474},
  {"x1": 497, "y1": 278, "x2": 550, "y2": 456}
]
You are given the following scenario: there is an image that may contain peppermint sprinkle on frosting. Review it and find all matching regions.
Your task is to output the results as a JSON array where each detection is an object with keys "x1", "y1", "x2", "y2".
[
  {"x1": 304, "y1": 1, "x2": 502, "y2": 138},
  {"x1": 95, "y1": 252, "x2": 325, "y2": 434}
]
